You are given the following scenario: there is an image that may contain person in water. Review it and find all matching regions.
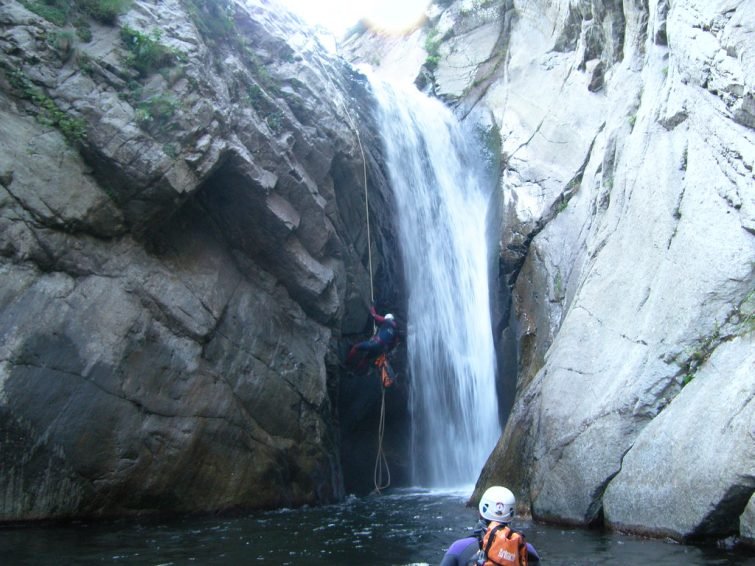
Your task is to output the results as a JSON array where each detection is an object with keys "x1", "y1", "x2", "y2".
[
  {"x1": 345, "y1": 304, "x2": 398, "y2": 370},
  {"x1": 440, "y1": 485, "x2": 540, "y2": 565}
]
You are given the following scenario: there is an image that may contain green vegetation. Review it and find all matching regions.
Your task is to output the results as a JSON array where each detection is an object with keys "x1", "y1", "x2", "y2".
[
  {"x1": 19, "y1": 0, "x2": 68, "y2": 26},
  {"x1": 74, "y1": 16, "x2": 93, "y2": 42},
  {"x1": 77, "y1": 51, "x2": 94, "y2": 75},
  {"x1": 115, "y1": 24, "x2": 189, "y2": 136},
  {"x1": 136, "y1": 93, "x2": 179, "y2": 128},
  {"x1": 19, "y1": 0, "x2": 131, "y2": 26},
  {"x1": 3, "y1": 64, "x2": 87, "y2": 144},
  {"x1": 162, "y1": 142, "x2": 180, "y2": 159},
  {"x1": 676, "y1": 290, "x2": 755, "y2": 389},
  {"x1": 247, "y1": 84, "x2": 263, "y2": 105},
  {"x1": 77, "y1": 0, "x2": 131, "y2": 25},
  {"x1": 424, "y1": 28, "x2": 441, "y2": 70},
  {"x1": 266, "y1": 110, "x2": 284, "y2": 133},
  {"x1": 681, "y1": 373, "x2": 695, "y2": 387},
  {"x1": 183, "y1": 0, "x2": 280, "y2": 99},
  {"x1": 738, "y1": 289, "x2": 755, "y2": 334},
  {"x1": 251, "y1": 55, "x2": 276, "y2": 91},
  {"x1": 120, "y1": 26, "x2": 186, "y2": 77},
  {"x1": 183, "y1": 0, "x2": 235, "y2": 43},
  {"x1": 47, "y1": 29, "x2": 76, "y2": 56},
  {"x1": 554, "y1": 271, "x2": 564, "y2": 299}
]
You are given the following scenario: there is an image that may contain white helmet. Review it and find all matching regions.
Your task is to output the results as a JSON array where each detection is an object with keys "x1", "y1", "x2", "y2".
[
  {"x1": 479, "y1": 486, "x2": 515, "y2": 522},
  {"x1": 384, "y1": 313, "x2": 395, "y2": 321}
]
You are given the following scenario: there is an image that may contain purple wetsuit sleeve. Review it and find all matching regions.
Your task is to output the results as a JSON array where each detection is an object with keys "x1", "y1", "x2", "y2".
[
  {"x1": 526, "y1": 542, "x2": 540, "y2": 562},
  {"x1": 440, "y1": 537, "x2": 478, "y2": 566}
]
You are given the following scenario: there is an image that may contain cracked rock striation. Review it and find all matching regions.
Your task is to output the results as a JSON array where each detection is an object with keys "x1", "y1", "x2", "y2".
[{"x1": 0, "y1": 0, "x2": 399, "y2": 520}]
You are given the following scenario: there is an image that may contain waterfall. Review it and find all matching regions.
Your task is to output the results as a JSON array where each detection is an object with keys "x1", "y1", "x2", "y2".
[{"x1": 370, "y1": 79, "x2": 500, "y2": 487}]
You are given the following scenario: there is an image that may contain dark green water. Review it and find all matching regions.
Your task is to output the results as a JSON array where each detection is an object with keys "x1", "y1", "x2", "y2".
[{"x1": 0, "y1": 489, "x2": 752, "y2": 565}]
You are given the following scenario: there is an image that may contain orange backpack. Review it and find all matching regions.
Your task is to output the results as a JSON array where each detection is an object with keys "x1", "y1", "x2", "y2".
[{"x1": 479, "y1": 522, "x2": 528, "y2": 566}]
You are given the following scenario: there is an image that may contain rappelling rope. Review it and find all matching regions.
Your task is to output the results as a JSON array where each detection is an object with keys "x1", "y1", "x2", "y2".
[
  {"x1": 310, "y1": 54, "x2": 375, "y2": 308},
  {"x1": 336, "y1": 87, "x2": 390, "y2": 494},
  {"x1": 338, "y1": 95, "x2": 375, "y2": 308}
]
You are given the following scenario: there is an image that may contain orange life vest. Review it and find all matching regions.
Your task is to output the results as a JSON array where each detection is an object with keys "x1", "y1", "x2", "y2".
[{"x1": 479, "y1": 522, "x2": 528, "y2": 566}]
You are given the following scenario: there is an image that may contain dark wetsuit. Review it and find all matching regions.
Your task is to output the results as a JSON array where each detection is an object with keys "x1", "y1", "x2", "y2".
[
  {"x1": 439, "y1": 536, "x2": 479, "y2": 566},
  {"x1": 440, "y1": 522, "x2": 540, "y2": 565}
]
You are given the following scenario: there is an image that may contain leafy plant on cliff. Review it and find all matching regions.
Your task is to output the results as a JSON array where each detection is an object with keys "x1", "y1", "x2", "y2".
[
  {"x1": 47, "y1": 29, "x2": 76, "y2": 57},
  {"x1": 2, "y1": 64, "x2": 87, "y2": 144},
  {"x1": 554, "y1": 270, "x2": 564, "y2": 299},
  {"x1": 19, "y1": 0, "x2": 131, "y2": 26},
  {"x1": 75, "y1": 18, "x2": 93, "y2": 42},
  {"x1": 424, "y1": 28, "x2": 442, "y2": 70},
  {"x1": 738, "y1": 289, "x2": 755, "y2": 334},
  {"x1": 136, "y1": 94, "x2": 179, "y2": 129},
  {"x1": 120, "y1": 26, "x2": 186, "y2": 77},
  {"x1": 266, "y1": 110, "x2": 284, "y2": 134},
  {"x1": 19, "y1": 0, "x2": 69, "y2": 26},
  {"x1": 675, "y1": 289, "x2": 755, "y2": 389},
  {"x1": 183, "y1": 0, "x2": 235, "y2": 43},
  {"x1": 77, "y1": 0, "x2": 132, "y2": 25}
]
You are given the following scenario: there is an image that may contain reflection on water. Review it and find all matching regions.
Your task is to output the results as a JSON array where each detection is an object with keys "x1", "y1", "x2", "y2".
[{"x1": 0, "y1": 489, "x2": 751, "y2": 565}]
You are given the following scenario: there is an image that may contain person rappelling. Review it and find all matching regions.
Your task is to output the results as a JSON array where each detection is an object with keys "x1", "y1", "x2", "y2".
[
  {"x1": 345, "y1": 304, "x2": 399, "y2": 372},
  {"x1": 344, "y1": 303, "x2": 400, "y2": 493}
]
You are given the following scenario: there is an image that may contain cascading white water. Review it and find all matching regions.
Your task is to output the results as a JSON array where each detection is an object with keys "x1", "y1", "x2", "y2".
[{"x1": 370, "y1": 78, "x2": 500, "y2": 487}]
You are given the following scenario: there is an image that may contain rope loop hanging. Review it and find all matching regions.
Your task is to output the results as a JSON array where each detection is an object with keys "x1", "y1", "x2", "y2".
[{"x1": 373, "y1": 384, "x2": 391, "y2": 493}]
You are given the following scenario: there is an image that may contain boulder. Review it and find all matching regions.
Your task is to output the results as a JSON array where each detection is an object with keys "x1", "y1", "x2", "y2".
[{"x1": 602, "y1": 336, "x2": 755, "y2": 540}]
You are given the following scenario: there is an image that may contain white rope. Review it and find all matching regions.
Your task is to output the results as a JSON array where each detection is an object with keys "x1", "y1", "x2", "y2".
[
  {"x1": 317, "y1": 61, "x2": 391, "y2": 494},
  {"x1": 337, "y1": 88, "x2": 390, "y2": 494},
  {"x1": 340, "y1": 95, "x2": 375, "y2": 313}
]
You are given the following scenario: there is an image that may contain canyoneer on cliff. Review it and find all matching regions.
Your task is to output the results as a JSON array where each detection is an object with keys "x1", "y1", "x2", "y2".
[{"x1": 345, "y1": 304, "x2": 399, "y2": 378}]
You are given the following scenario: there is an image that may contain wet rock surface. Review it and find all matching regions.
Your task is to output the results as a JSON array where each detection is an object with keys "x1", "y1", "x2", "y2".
[
  {"x1": 344, "y1": 0, "x2": 754, "y2": 544},
  {"x1": 0, "y1": 0, "x2": 402, "y2": 519}
]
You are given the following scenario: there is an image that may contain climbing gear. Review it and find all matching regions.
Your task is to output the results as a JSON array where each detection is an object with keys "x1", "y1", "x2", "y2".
[
  {"x1": 479, "y1": 486, "x2": 516, "y2": 522},
  {"x1": 478, "y1": 522, "x2": 528, "y2": 566},
  {"x1": 374, "y1": 354, "x2": 396, "y2": 388},
  {"x1": 372, "y1": 352, "x2": 396, "y2": 494},
  {"x1": 384, "y1": 313, "x2": 394, "y2": 321}
]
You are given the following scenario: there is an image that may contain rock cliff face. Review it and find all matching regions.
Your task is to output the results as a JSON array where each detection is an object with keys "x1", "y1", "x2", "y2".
[
  {"x1": 0, "y1": 0, "x2": 399, "y2": 520},
  {"x1": 345, "y1": 0, "x2": 754, "y2": 544}
]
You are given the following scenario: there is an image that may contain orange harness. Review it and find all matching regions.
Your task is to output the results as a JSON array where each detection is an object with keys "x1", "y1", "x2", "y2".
[{"x1": 374, "y1": 354, "x2": 396, "y2": 388}]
